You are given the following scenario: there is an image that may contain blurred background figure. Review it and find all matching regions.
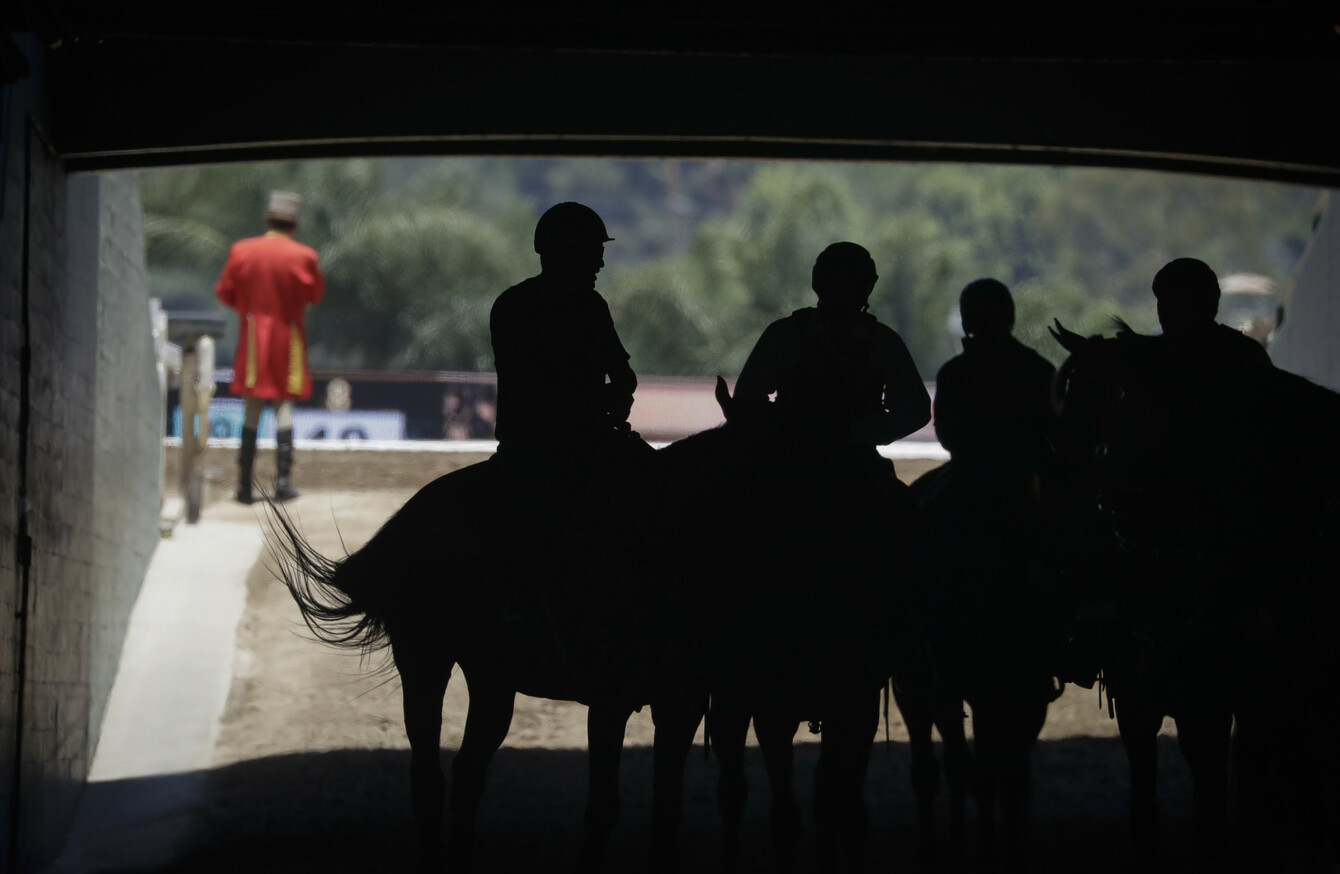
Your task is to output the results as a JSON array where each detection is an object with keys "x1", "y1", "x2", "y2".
[
  {"x1": 470, "y1": 398, "x2": 497, "y2": 439},
  {"x1": 442, "y1": 392, "x2": 472, "y2": 440},
  {"x1": 216, "y1": 190, "x2": 325, "y2": 503},
  {"x1": 324, "y1": 377, "x2": 352, "y2": 412}
]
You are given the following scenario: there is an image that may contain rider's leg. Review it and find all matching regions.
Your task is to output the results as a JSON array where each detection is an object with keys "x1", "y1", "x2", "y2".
[
  {"x1": 274, "y1": 400, "x2": 299, "y2": 501},
  {"x1": 236, "y1": 396, "x2": 266, "y2": 503}
]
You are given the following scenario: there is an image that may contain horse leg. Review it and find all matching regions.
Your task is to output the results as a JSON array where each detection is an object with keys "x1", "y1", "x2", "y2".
[
  {"x1": 650, "y1": 695, "x2": 704, "y2": 873},
  {"x1": 985, "y1": 682, "x2": 1050, "y2": 874},
  {"x1": 937, "y1": 695, "x2": 972, "y2": 873},
  {"x1": 969, "y1": 699, "x2": 1001, "y2": 874},
  {"x1": 753, "y1": 710, "x2": 802, "y2": 874},
  {"x1": 813, "y1": 692, "x2": 880, "y2": 873},
  {"x1": 394, "y1": 643, "x2": 452, "y2": 872},
  {"x1": 893, "y1": 674, "x2": 943, "y2": 872},
  {"x1": 1174, "y1": 701, "x2": 1232, "y2": 872},
  {"x1": 447, "y1": 670, "x2": 515, "y2": 872},
  {"x1": 581, "y1": 702, "x2": 633, "y2": 871},
  {"x1": 398, "y1": 661, "x2": 452, "y2": 871},
  {"x1": 710, "y1": 696, "x2": 752, "y2": 871},
  {"x1": 894, "y1": 673, "x2": 970, "y2": 873},
  {"x1": 1115, "y1": 692, "x2": 1163, "y2": 867}
]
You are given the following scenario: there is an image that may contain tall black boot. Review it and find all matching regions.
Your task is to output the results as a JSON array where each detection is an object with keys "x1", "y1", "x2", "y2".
[
  {"x1": 274, "y1": 427, "x2": 300, "y2": 502},
  {"x1": 236, "y1": 427, "x2": 257, "y2": 504}
]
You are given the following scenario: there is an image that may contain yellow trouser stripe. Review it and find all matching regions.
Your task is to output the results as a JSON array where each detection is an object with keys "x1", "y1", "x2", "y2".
[
  {"x1": 288, "y1": 326, "x2": 304, "y2": 396},
  {"x1": 245, "y1": 318, "x2": 258, "y2": 389}
]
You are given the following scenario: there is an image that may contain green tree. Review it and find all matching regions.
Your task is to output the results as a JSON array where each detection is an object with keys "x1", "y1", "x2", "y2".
[
  {"x1": 140, "y1": 157, "x2": 1320, "y2": 381},
  {"x1": 605, "y1": 259, "x2": 715, "y2": 377},
  {"x1": 311, "y1": 205, "x2": 523, "y2": 370}
]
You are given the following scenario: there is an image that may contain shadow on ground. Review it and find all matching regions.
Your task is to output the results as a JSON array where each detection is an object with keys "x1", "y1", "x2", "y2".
[{"x1": 66, "y1": 735, "x2": 1221, "y2": 874}]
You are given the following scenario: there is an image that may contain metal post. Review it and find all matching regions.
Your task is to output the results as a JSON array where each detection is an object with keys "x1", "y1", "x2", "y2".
[
  {"x1": 165, "y1": 311, "x2": 227, "y2": 524},
  {"x1": 178, "y1": 345, "x2": 199, "y2": 523}
]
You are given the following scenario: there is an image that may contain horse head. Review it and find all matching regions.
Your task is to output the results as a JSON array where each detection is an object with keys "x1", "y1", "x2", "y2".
[
  {"x1": 1047, "y1": 318, "x2": 1089, "y2": 354},
  {"x1": 1051, "y1": 319, "x2": 1261, "y2": 565},
  {"x1": 1050, "y1": 322, "x2": 1119, "y2": 453}
]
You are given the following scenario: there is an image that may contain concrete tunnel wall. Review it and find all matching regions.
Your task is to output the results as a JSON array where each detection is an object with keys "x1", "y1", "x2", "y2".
[{"x1": 2, "y1": 34, "x2": 163, "y2": 872}]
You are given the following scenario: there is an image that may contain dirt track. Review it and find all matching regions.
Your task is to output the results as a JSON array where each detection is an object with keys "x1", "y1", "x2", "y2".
[{"x1": 149, "y1": 449, "x2": 1205, "y2": 874}]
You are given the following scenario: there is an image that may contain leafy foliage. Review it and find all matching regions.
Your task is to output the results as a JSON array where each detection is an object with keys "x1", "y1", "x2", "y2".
[{"x1": 141, "y1": 158, "x2": 1319, "y2": 378}]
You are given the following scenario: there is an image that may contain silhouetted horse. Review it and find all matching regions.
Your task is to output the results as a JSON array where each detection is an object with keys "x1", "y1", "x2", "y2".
[
  {"x1": 1048, "y1": 320, "x2": 1340, "y2": 869},
  {"x1": 896, "y1": 457, "x2": 1063, "y2": 874},
  {"x1": 270, "y1": 383, "x2": 913, "y2": 873},
  {"x1": 270, "y1": 440, "x2": 722, "y2": 872},
  {"x1": 705, "y1": 379, "x2": 917, "y2": 873}
]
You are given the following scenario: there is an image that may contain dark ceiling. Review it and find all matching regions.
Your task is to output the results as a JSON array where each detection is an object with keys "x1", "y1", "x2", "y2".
[{"x1": 5, "y1": 2, "x2": 1340, "y2": 183}]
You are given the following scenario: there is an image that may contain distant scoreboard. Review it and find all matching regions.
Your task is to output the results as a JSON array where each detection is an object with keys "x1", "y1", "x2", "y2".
[
  {"x1": 170, "y1": 398, "x2": 406, "y2": 441},
  {"x1": 175, "y1": 371, "x2": 939, "y2": 444}
]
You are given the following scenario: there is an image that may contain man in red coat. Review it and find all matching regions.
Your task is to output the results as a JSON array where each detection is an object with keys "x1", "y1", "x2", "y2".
[{"x1": 216, "y1": 190, "x2": 325, "y2": 503}]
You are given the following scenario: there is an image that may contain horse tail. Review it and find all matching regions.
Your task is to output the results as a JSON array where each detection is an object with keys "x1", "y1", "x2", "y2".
[{"x1": 265, "y1": 499, "x2": 391, "y2": 659}]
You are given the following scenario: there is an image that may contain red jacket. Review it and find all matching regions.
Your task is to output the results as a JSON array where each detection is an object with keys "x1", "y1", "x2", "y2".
[{"x1": 216, "y1": 232, "x2": 325, "y2": 400}]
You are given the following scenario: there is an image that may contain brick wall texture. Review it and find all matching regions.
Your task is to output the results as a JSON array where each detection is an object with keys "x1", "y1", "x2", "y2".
[
  {"x1": 0, "y1": 46, "x2": 33, "y2": 874},
  {"x1": 2, "y1": 36, "x2": 162, "y2": 872}
]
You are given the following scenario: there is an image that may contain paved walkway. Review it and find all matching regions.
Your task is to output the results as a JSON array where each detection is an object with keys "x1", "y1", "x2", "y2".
[{"x1": 45, "y1": 511, "x2": 262, "y2": 873}]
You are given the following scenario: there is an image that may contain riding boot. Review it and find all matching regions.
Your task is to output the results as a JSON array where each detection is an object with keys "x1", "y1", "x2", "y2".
[
  {"x1": 274, "y1": 427, "x2": 300, "y2": 502},
  {"x1": 235, "y1": 427, "x2": 257, "y2": 504}
]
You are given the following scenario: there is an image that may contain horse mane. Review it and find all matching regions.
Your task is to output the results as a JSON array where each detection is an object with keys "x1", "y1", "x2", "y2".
[
  {"x1": 1108, "y1": 319, "x2": 1166, "y2": 357},
  {"x1": 649, "y1": 421, "x2": 724, "y2": 472}
]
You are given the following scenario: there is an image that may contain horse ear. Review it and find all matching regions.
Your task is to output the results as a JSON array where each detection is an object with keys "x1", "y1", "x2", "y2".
[
  {"x1": 715, "y1": 375, "x2": 733, "y2": 419},
  {"x1": 1048, "y1": 318, "x2": 1086, "y2": 353}
]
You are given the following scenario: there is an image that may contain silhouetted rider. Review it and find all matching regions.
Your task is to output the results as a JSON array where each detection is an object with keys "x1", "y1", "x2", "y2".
[
  {"x1": 934, "y1": 278, "x2": 1056, "y2": 478},
  {"x1": 1142, "y1": 257, "x2": 1277, "y2": 562},
  {"x1": 488, "y1": 202, "x2": 654, "y2": 704},
  {"x1": 930, "y1": 277, "x2": 1056, "y2": 590},
  {"x1": 1144, "y1": 257, "x2": 1275, "y2": 491},
  {"x1": 730, "y1": 242, "x2": 929, "y2": 707},
  {"x1": 1153, "y1": 257, "x2": 1272, "y2": 372},
  {"x1": 930, "y1": 280, "x2": 1067, "y2": 690},
  {"x1": 732, "y1": 241, "x2": 930, "y2": 472},
  {"x1": 490, "y1": 201, "x2": 650, "y2": 478}
]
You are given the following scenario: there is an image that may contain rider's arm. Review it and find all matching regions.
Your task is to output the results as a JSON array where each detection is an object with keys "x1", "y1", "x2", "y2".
[
  {"x1": 931, "y1": 357, "x2": 963, "y2": 455},
  {"x1": 857, "y1": 327, "x2": 931, "y2": 445},
  {"x1": 605, "y1": 355, "x2": 637, "y2": 425},
  {"x1": 734, "y1": 319, "x2": 794, "y2": 406},
  {"x1": 597, "y1": 297, "x2": 638, "y2": 425}
]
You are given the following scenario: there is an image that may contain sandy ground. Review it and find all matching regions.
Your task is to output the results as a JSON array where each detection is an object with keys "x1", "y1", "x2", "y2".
[{"x1": 141, "y1": 448, "x2": 1208, "y2": 874}]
